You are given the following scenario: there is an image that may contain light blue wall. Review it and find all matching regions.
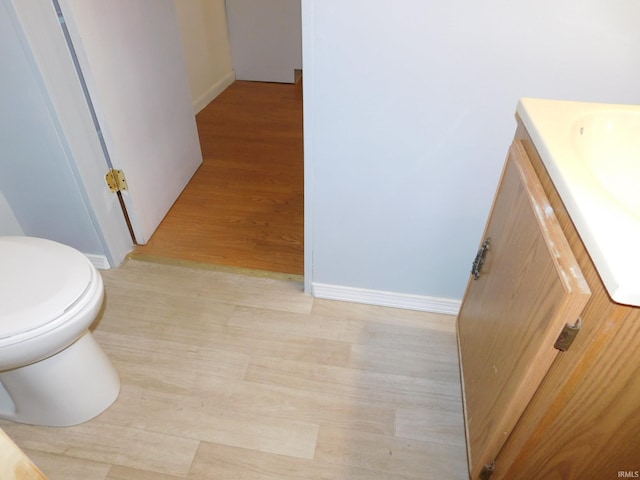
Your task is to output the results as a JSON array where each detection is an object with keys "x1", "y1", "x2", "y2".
[
  {"x1": 305, "y1": 0, "x2": 640, "y2": 300},
  {"x1": 0, "y1": 2, "x2": 104, "y2": 254},
  {"x1": 0, "y1": 190, "x2": 23, "y2": 235}
]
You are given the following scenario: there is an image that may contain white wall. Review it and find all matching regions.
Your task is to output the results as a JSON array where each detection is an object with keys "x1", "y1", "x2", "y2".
[
  {"x1": 304, "y1": 0, "x2": 640, "y2": 304},
  {"x1": 174, "y1": 0, "x2": 235, "y2": 112},
  {"x1": 0, "y1": 191, "x2": 24, "y2": 236},
  {"x1": 226, "y1": 0, "x2": 302, "y2": 83},
  {"x1": 0, "y1": 0, "x2": 105, "y2": 254}
]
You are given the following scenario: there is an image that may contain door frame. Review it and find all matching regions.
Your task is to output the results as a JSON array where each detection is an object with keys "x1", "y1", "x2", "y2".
[
  {"x1": 7, "y1": 0, "x2": 132, "y2": 266},
  {"x1": 301, "y1": 0, "x2": 313, "y2": 292},
  {"x1": 9, "y1": 0, "x2": 315, "y2": 285}
]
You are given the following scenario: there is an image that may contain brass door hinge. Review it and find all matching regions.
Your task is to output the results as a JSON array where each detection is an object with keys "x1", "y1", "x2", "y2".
[
  {"x1": 554, "y1": 318, "x2": 582, "y2": 352},
  {"x1": 105, "y1": 169, "x2": 128, "y2": 193}
]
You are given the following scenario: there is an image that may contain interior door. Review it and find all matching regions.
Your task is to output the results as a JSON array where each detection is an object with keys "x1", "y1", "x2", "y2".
[
  {"x1": 457, "y1": 141, "x2": 591, "y2": 478},
  {"x1": 57, "y1": 0, "x2": 202, "y2": 244}
]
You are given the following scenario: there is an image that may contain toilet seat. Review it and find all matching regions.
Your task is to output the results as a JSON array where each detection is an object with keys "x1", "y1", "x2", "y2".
[
  {"x1": 0, "y1": 237, "x2": 94, "y2": 343},
  {"x1": 0, "y1": 236, "x2": 117, "y2": 427}
]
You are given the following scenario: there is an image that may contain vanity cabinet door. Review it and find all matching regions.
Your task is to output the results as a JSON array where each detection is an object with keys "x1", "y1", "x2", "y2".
[{"x1": 457, "y1": 141, "x2": 591, "y2": 479}]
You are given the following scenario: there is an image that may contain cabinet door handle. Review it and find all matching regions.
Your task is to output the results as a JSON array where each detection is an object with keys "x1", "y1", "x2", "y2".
[{"x1": 471, "y1": 238, "x2": 491, "y2": 280}]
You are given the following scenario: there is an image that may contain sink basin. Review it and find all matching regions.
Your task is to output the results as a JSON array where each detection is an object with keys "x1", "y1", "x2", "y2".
[
  {"x1": 517, "y1": 98, "x2": 640, "y2": 306},
  {"x1": 574, "y1": 111, "x2": 640, "y2": 219}
]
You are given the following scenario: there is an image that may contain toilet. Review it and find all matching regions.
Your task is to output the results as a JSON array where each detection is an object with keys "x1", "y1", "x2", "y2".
[{"x1": 0, "y1": 236, "x2": 120, "y2": 426}]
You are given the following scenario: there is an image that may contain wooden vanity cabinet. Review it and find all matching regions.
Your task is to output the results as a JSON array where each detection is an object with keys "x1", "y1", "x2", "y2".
[
  {"x1": 457, "y1": 139, "x2": 591, "y2": 478},
  {"x1": 0, "y1": 428, "x2": 46, "y2": 479},
  {"x1": 457, "y1": 121, "x2": 640, "y2": 479}
]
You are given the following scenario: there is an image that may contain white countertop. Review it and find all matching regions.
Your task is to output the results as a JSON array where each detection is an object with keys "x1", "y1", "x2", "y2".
[{"x1": 517, "y1": 97, "x2": 640, "y2": 306}]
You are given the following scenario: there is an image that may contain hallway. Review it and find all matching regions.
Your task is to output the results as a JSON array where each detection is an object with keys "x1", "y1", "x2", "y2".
[{"x1": 132, "y1": 80, "x2": 304, "y2": 276}]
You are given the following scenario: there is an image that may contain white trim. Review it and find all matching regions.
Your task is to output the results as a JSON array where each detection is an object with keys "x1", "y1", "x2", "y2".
[
  {"x1": 85, "y1": 254, "x2": 111, "y2": 270},
  {"x1": 193, "y1": 71, "x2": 236, "y2": 114},
  {"x1": 311, "y1": 282, "x2": 461, "y2": 315},
  {"x1": 301, "y1": 0, "x2": 313, "y2": 294}
]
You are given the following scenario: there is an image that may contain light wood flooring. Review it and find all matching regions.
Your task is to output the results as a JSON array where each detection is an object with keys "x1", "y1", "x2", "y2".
[
  {"x1": 132, "y1": 81, "x2": 304, "y2": 275},
  {"x1": 1, "y1": 259, "x2": 468, "y2": 479}
]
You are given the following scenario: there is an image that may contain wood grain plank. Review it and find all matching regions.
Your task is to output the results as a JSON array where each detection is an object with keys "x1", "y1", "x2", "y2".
[
  {"x1": 24, "y1": 450, "x2": 110, "y2": 480},
  {"x1": 186, "y1": 441, "x2": 418, "y2": 480},
  {"x1": 244, "y1": 355, "x2": 462, "y2": 406},
  {"x1": 315, "y1": 427, "x2": 468, "y2": 480},
  {"x1": 1, "y1": 259, "x2": 467, "y2": 478},
  {"x1": 95, "y1": 385, "x2": 320, "y2": 460},
  {"x1": 106, "y1": 465, "x2": 182, "y2": 480},
  {"x1": 0, "y1": 423, "x2": 199, "y2": 478}
]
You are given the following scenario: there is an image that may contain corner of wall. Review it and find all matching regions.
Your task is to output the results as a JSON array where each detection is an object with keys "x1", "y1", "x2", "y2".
[{"x1": 193, "y1": 70, "x2": 235, "y2": 114}]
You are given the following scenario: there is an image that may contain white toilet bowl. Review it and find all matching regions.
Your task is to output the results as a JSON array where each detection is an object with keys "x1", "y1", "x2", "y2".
[{"x1": 0, "y1": 236, "x2": 120, "y2": 426}]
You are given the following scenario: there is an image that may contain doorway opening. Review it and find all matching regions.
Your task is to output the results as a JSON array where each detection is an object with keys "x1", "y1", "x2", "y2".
[{"x1": 131, "y1": 79, "x2": 304, "y2": 277}]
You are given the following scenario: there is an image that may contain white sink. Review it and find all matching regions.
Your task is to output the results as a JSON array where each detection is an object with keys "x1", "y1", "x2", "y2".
[
  {"x1": 574, "y1": 110, "x2": 640, "y2": 219},
  {"x1": 517, "y1": 98, "x2": 640, "y2": 306}
]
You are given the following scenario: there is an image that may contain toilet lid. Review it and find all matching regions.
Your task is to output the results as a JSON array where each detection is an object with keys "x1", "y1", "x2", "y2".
[{"x1": 0, "y1": 237, "x2": 93, "y2": 339}]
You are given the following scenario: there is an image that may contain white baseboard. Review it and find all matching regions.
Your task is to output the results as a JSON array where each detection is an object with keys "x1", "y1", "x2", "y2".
[
  {"x1": 193, "y1": 71, "x2": 236, "y2": 114},
  {"x1": 311, "y1": 282, "x2": 461, "y2": 315},
  {"x1": 86, "y1": 254, "x2": 111, "y2": 270}
]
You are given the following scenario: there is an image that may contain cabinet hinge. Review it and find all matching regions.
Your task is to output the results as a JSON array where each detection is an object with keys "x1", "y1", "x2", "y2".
[
  {"x1": 554, "y1": 318, "x2": 582, "y2": 352},
  {"x1": 479, "y1": 461, "x2": 496, "y2": 480},
  {"x1": 105, "y1": 169, "x2": 128, "y2": 193},
  {"x1": 471, "y1": 238, "x2": 491, "y2": 280}
]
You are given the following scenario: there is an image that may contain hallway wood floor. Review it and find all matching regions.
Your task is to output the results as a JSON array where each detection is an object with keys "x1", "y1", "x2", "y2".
[
  {"x1": 133, "y1": 80, "x2": 304, "y2": 276},
  {"x1": 1, "y1": 259, "x2": 468, "y2": 479}
]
